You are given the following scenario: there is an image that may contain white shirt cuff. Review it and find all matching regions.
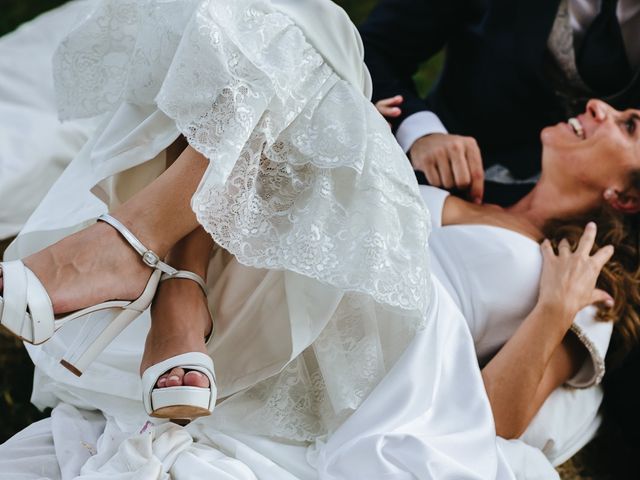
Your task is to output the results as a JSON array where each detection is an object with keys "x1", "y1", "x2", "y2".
[{"x1": 396, "y1": 111, "x2": 448, "y2": 153}]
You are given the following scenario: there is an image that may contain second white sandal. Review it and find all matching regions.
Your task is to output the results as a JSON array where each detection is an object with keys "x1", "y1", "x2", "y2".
[
  {"x1": 142, "y1": 351, "x2": 217, "y2": 421},
  {"x1": 141, "y1": 270, "x2": 217, "y2": 421}
]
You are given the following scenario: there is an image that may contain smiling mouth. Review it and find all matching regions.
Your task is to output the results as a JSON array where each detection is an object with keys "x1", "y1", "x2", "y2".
[{"x1": 568, "y1": 117, "x2": 585, "y2": 139}]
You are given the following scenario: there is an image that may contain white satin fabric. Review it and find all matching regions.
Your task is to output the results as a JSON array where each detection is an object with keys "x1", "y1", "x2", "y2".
[{"x1": 1, "y1": 279, "x2": 529, "y2": 480}]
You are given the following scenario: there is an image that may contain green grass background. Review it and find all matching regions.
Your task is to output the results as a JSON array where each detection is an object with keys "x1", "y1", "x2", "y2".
[{"x1": 0, "y1": 1, "x2": 637, "y2": 478}]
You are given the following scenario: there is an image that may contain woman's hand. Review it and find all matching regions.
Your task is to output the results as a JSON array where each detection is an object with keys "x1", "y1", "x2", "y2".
[
  {"x1": 483, "y1": 222, "x2": 613, "y2": 438},
  {"x1": 538, "y1": 222, "x2": 614, "y2": 328}
]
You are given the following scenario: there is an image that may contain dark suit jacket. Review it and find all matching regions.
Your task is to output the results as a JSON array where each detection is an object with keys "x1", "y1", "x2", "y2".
[{"x1": 360, "y1": 0, "x2": 640, "y2": 180}]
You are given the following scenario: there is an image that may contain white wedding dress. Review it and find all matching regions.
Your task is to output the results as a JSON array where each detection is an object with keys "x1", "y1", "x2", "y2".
[
  {"x1": 0, "y1": 2, "x2": 611, "y2": 479},
  {"x1": 421, "y1": 185, "x2": 612, "y2": 465}
]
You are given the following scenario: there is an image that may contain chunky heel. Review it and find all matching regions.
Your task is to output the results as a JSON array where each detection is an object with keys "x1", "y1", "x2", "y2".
[{"x1": 61, "y1": 307, "x2": 144, "y2": 376}]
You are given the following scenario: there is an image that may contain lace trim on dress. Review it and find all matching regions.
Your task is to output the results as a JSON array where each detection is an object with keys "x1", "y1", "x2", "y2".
[{"x1": 52, "y1": 0, "x2": 431, "y2": 315}]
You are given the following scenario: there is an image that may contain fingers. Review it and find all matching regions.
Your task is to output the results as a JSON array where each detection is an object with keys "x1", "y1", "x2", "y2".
[
  {"x1": 437, "y1": 156, "x2": 455, "y2": 189},
  {"x1": 591, "y1": 244, "x2": 615, "y2": 270},
  {"x1": 466, "y1": 140, "x2": 484, "y2": 204},
  {"x1": 376, "y1": 95, "x2": 403, "y2": 108},
  {"x1": 558, "y1": 238, "x2": 571, "y2": 256},
  {"x1": 379, "y1": 106, "x2": 402, "y2": 118},
  {"x1": 591, "y1": 288, "x2": 614, "y2": 308},
  {"x1": 576, "y1": 222, "x2": 597, "y2": 255},
  {"x1": 449, "y1": 143, "x2": 471, "y2": 189},
  {"x1": 444, "y1": 138, "x2": 483, "y2": 194},
  {"x1": 540, "y1": 238, "x2": 554, "y2": 259},
  {"x1": 410, "y1": 134, "x2": 484, "y2": 195},
  {"x1": 423, "y1": 159, "x2": 442, "y2": 187},
  {"x1": 552, "y1": 223, "x2": 613, "y2": 259},
  {"x1": 539, "y1": 224, "x2": 616, "y2": 321},
  {"x1": 575, "y1": 222, "x2": 614, "y2": 269},
  {"x1": 375, "y1": 95, "x2": 403, "y2": 118}
]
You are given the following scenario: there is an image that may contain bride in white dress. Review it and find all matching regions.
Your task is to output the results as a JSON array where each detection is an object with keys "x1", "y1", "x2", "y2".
[
  {"x1": 0, "y1": 2, "x2": 638, "y2": 479},
  {"x1": 322, "y1": 98, "x2": 640, "y2": 478}
]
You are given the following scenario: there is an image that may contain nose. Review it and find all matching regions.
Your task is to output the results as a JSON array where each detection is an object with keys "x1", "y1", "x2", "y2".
[
  {"x1": 585, "y1": 98, "x2": 623, "y2": 123},
  {"x1": 585, "y1": 98, "x2": 613, "y2": 122}
]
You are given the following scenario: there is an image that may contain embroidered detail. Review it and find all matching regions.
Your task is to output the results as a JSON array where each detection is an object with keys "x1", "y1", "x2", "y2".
[{"x1": 569, "y1": 322, "x2": 606, "y2": 388}]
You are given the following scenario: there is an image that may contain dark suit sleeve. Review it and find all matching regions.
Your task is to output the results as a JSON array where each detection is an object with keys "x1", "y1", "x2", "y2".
[{"x1": 359, "y1": 0, "x2": 462, "y2": 130}]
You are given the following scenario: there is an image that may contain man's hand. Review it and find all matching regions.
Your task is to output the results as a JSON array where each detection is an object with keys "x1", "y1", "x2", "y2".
[
  {"x1": 410, "y1": 133, "x2": 484, "y2": 204},
  {"x1": 375, "y1": 95, "x2": 403, "y2": 127}
]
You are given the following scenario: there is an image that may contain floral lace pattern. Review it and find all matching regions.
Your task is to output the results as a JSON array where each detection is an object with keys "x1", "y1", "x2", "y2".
[{"x1": 52, "y1": 0, "x2": 432, "y2": 440}]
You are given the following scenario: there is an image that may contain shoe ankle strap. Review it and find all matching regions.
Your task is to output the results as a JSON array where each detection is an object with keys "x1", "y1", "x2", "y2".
[
  {"x1": 98, "y1": 214, "x2": 178, "y2": 276},
  {"x1": 160, "y1": 270, "x2": 208, "y2": 296},
  {"x1": 159, "y1": 270, "x2": 214, "y2": 345}
]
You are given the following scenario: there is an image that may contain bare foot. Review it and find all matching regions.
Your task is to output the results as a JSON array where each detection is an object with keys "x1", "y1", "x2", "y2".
[
  {"x1": 1, "y1": 221, "x2": 157, "y2": 315},
  {"x1": 140, "y1": 277, "x2": 212, "y2": 389}
]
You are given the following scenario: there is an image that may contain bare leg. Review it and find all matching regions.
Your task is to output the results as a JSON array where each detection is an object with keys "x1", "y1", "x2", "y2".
[
  {"x1": 0, "y1": 145, "x2": 209, "y2": 314},
  {"x1": 140, "y1": 226, "x2": 215, "y2": 388}
]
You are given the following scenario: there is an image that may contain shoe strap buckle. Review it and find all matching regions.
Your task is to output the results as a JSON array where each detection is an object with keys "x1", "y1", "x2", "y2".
[{"x1": 142, "y1": 250, "x2": 160, "y2": 268}]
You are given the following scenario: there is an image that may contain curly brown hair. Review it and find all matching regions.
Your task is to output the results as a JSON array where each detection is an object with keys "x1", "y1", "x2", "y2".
[{"x1": 542, "y1": 173, "x2": 640, "y2": 369}]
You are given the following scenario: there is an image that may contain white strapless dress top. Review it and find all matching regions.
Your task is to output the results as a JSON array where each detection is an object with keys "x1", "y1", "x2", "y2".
[{"x1": 421, "y1": 185, "x2": 613, "y2": 389}]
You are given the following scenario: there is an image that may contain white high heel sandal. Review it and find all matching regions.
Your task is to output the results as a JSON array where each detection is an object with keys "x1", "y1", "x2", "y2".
[
  {"x1": 0, "y1": 214, "x2": 179, "y2": 376},
  {"x1": 141, "y1": 270, "x2": 217, "y2": 421}
]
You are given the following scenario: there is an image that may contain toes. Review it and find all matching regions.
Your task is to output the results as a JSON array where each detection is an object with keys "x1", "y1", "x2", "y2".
[
  {"x1": 184, "y1": 371, "x2": 210, "y2": 388},
  {"x1": 164, "y1": 367, "x2": 185, "y2": 387},
  {"x1": 155, "y1": 368, "x2": 210, "y2": 389}
]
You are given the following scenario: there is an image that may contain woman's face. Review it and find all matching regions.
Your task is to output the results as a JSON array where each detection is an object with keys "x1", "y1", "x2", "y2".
[{"x1": 541, "y1": 99, "x2": 640, "y2": 194}]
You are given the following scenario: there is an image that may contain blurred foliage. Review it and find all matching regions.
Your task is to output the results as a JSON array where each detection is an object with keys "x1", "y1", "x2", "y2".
[
  {"x1": 0, "y1": 0, "x2": 70, "y2": 36},
  {"x1": 336, "y1": 0, "x2": 444, "y2": 97}
]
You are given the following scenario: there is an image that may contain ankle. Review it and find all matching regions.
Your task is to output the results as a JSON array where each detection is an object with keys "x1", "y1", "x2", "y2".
[
  {"x1": 151, "y1": 282, "x2": 212, "y2": 334},
  {"x1": 164, "y1": 253, "x2": 208, "y2": 278},
  {"x1": 107, "y1": 211, "x2": 172, "y2": 258}
]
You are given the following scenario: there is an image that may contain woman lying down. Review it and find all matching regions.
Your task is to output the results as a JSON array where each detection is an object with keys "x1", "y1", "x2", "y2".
[
  {"x1": 1, "y1": 1, "x2": 639, "y2": 479},
  {"x1": 318, "y1": 98, "x2": 640, "y2": 479}
]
